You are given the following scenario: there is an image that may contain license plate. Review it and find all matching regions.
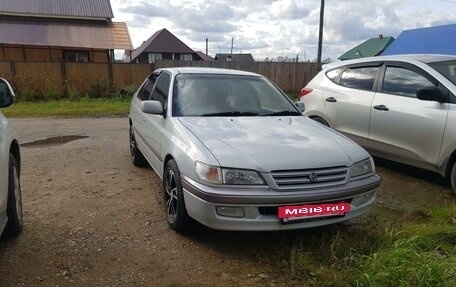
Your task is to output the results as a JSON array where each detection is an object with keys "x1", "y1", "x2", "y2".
[{"x1": 278, "y1": 203, "x2": 350, "y2": 221}]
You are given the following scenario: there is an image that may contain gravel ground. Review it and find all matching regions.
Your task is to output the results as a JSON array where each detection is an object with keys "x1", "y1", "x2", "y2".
[{"x1": 0, "y1": 117, "x2": 454, "y2": 287}]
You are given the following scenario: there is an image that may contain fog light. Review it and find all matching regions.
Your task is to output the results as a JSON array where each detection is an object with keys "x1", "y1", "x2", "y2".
[
  {"x1": 216, "y1": 206, "x2": 245, "y2": 218},
  {"x1": 351, "y1": 191, "x2": 376, "y2": 207}
]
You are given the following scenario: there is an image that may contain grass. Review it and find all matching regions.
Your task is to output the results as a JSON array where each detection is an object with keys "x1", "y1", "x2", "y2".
[
  {"x1": 3, "y1": 93, "x2": 299, "y2": 118},
  {"x1": 285, "y1": 205, "x2": 456, "y2": 287},
  {"x1": 2, "y1": 97, "x2": 131, "y2": 117}
]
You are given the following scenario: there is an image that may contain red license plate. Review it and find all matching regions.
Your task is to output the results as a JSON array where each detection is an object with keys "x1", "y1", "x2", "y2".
[{"x1": 278, "y1": 203, "x2": 350, "y2": 219}]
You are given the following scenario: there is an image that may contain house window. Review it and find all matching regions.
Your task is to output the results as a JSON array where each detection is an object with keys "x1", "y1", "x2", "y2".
[
  {"x1": 149, "y1": 53, "x2": 162, "y2": 63},
  {"x1": 180, "y1": 54, "x2": 192, "y2": 61},
  {"x1": 64, "y1": 51, "x2": 89, "y2": 62}
]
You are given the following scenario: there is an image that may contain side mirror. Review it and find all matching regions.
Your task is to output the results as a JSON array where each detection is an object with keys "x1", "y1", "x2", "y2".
[
  {"x1": 141, "y1": 100, "x2": 163, "y2": 115},
  {"x1": 417, "y1": 86, "x2": 446, "y2": 103},
  {"x1": 0, "y1": 78, "x2": 16, "y2": 108},
  {"x1": 295, "y1": 101, "x2": 305, "y2": 112}
]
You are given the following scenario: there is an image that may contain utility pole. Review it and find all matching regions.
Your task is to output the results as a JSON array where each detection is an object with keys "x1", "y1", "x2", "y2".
[
  {"x1": 317, "y1": 0, "x2": 325, "y2": 70},
  {"x1": 206, "y1": 38, "x2": 208, "y2": 55},
  {"x1": 230, "y1": 37, "x2": 234, "y2": 55}
]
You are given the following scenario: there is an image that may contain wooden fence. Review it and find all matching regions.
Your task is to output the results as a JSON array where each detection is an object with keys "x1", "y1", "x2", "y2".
[
  {"x1": 0, "y1": 60, "x2": 318, "y2": 99},
  {"x1": 154, "y1": 60, "x2": 318, "y2": 93}
]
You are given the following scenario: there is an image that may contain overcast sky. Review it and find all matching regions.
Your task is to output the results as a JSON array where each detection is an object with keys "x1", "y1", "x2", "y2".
[{"x1": 111, "y1": 0, "x2": 456, "y2": 61}]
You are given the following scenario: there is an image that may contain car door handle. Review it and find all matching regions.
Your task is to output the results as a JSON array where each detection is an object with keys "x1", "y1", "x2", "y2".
[
  {"x1": 325, "y1": 97, "x2": 337, "y2": 103},
  {"x1": 373, "y1": 105, "x2": 389, "y2": 111}
]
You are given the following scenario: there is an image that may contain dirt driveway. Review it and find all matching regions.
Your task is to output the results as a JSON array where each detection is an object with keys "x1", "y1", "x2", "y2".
[{"x1": 0, "y1": 117, "x2": 454, "y2": 287}]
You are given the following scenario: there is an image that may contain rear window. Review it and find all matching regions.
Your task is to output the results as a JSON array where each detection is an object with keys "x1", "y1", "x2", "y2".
[
  {"x1": 339, "y1": 67, "x2": 379, "y2": 91},
  {"x1": 326, "y1": 68, "x2": 343, "y2": 82}
]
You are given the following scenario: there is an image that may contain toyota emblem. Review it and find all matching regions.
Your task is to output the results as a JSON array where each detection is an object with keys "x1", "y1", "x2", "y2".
[{"x1": 309, "y1": 172, "x2": 318, "y2": 182}]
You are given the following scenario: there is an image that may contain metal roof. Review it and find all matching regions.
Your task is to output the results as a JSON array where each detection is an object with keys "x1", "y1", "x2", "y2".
[
  {"x1": 131, "y1": 29, "x2": 195, "y2": 61},
  {"x1": 0, "y1": 19, "x2": 132, "y2": 50},
  {"x1": 195, "y1": 51, "x2": 214, "y2": 61},
  {"x1": 0, "y1": 0, "x2": 114, "y2": 20},
  {"x1": 339, "y1": 36, "x2": 395, "y2": 60},
  {"x1": 382, "y1": 24, "x2": 456, "y2": 56}
]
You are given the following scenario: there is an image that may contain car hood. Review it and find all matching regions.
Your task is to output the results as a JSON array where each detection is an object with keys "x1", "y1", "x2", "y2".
[{"x1": 178, "y1": 117, "x2": 368, "y2": 172}]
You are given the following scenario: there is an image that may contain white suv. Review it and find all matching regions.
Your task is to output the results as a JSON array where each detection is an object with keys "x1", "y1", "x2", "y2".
[
  {"x1": 0, "y1": 78, "x2": 22, "y2": 238},
  {"x1": 300, "y1": 55, "x2": 456, "y2": 194}
]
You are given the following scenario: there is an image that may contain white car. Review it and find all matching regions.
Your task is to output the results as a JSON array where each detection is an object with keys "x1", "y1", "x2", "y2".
[
  {"x1": 0, "y1": 78, "x2": 22, "y2": 238},
  {"x1": 129, "y1": 68, "x2": 380, "y2": 231},
  {"x1": 300, "y1": 54, "x2": 456, "y2": 194}
]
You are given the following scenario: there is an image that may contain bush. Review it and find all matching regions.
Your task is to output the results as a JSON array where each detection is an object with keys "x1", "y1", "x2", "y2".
[
  {"x1": 89, "y1": 79, "x2": 116, "y2": 98},
  {"x1": 41, "y1": 80, "x2": 61, "y2": 101}
]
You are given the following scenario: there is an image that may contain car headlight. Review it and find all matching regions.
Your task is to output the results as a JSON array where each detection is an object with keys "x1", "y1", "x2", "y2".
[
  {"x1": 195, "y1": 162, "x2": 265, "y2": 185},
  {"x1": 350, "y1": 158, "x2": 374, "y2": 178}
]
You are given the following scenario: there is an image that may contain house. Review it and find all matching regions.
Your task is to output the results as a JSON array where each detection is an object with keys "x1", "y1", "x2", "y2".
[
  {"x1": 0, "y1": 0, "x2": 132, "y2": 62},
  {"x1": 195, "y1": 51, "x2": 214, "y2": 61},
  {"x1": 339, "y1": 35, "x2": 395, "y2": 60},
  {"x1": 382, "y1": 24, "x2": 456, "y2": 56},
  {"x1": 214, "y1": 53, "x2": 255, "y2": 62},
  {"x1": 127, "y1": 28, "x2": 206, "y2": 63}
]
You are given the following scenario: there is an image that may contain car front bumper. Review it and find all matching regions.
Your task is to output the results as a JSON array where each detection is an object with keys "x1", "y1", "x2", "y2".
[{"x1": 181, "y1": 174, "x2": 380, "y2": 231}]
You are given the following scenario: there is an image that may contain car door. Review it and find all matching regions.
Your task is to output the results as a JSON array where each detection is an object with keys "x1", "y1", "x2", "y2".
[
  {"x1": 368, "y1": 63, "x2": 449, "y2": 169},
  {"x1": 323, "y1": 65, "x2": 380, "y2": 147},
  {"x1": 141, "y1": 72, "x2": 171, "y2": 175},
  {"x1": 130, "y1": 73, "x2": 159, "y2": 163}
]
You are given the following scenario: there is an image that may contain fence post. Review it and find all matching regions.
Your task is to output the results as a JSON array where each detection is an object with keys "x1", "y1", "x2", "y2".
[
  {"x1": 9, "y1": 61, "x2": 15, "y2": 75},
  {"x1": 61, "y1": 61, "x2": 68, "y2": 97}
]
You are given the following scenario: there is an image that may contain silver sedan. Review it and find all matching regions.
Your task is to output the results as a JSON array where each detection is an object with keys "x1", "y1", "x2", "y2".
[{"x1": 129, "y1": 68, "x2": 380, "y2": 231}]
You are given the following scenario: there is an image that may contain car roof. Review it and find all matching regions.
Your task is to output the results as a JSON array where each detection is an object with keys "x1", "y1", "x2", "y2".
[
  {"x1": 156, "y1": 67, "x2": 261, "y2": 77},
  {"x1": 323, "y1": 54, "x2": 456, "y2": 70}
]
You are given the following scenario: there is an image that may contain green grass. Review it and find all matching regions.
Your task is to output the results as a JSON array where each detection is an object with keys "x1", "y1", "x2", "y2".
[
  {"x1": 3, "y1": 93, "x2": 299, "y2": 118},
  {"x1": 2, "y1": 97, "x2": 131, "y2": 117},
  {"x1": 286, "y1": 205, "x2": 456, "y2": 287}
]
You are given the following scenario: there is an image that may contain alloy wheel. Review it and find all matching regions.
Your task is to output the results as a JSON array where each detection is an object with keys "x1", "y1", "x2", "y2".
[
  {"x1": 165, "y1": 169, "x2": 178, "y2": 223},
  {"x1": 13, "y1": 165, "x2": 22, "y2": 225}
]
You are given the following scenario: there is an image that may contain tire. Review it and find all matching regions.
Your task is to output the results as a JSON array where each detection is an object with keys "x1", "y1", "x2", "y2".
[
  {"x1": 450, "y1": 163, "x2": 456, "y2": 195},
  {"x1": 311, "y1": 116, "x2": 330, "y2": 127},
  {"x1": 163, "y1": 160, "x2": 190, "y2": 231},
  {"x1": 130, "y1": 125, "x2": 147, "y2": 167},
  {"x1": 4, "y1": 154, "x2": 23, "y2": 237}
]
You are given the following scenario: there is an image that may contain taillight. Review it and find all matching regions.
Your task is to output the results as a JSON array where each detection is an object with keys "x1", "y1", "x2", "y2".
[{"x1": 300, "y1": 87, "x2": 313, "y2": 97}]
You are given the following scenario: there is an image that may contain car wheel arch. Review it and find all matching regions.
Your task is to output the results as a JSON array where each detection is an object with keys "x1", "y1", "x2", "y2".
[
  {"x1": 163, "y1": 154, "x2": 175, "y2": 177},
  {"x1": 444, "y1": 149, "x2": 456, "y2": 179}
]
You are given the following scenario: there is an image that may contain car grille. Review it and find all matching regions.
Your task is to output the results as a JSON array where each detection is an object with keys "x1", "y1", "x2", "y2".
[{"x1": 271, "y1": 166, "x2": 348, "y2": 189}]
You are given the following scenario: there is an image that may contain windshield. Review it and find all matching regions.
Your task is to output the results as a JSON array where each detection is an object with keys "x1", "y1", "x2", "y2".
[
  {"x1": 172, "y1": 74, "x2": 300, "y2": 117},
  {"x1": 429, "y1": 60, "x2": 456, "y2": 86}
]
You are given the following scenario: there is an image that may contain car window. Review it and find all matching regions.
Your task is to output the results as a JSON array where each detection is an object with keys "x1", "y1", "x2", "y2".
[
  {"x1": 326, "y1": 68, "x2": 343, "y2": 82},
  {"x1": 173, "y1": 74, "x2": 299, "y2": 117},
  {"x1": 429, "y1": 60, "x2": 456, "y2": 86},
  {"x1": 382, "y1": 67, "x2": 435, "y2": 98},
  {"x1": 137, "y1": 74, "x2": 159, "y2": 101},
  {"x1": 339, "y1": 67, "x2": 379, "y2": 91},
  {"x1": 150, "y1": 72, "x2": 171, "y2": 106}
]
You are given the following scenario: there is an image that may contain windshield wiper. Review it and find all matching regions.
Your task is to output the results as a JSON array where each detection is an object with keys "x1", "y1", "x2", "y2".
[
  {"x1": 261, "y1": 110, "x2": 302, "y2": 116},
  {"x1": 201, "y1": 111, "x2": 259, "y2": 117}
]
